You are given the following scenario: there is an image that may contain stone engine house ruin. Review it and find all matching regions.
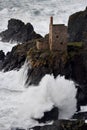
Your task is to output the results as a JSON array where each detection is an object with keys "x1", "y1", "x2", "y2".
[{"x1": 36, "y1": 17, "x2": 68, "y2": 52}]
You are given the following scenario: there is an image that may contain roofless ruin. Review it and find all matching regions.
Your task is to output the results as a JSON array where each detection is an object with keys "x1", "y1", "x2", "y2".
[{"x1": 36, "y1": 16, "x2": 68, "y2": 52}]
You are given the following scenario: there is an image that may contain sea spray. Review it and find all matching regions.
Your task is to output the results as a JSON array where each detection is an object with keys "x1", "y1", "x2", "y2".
[
  {"x1": 13, "y1": 74, "x2": 77, "y2": 128},
  {"x1": 18, "y1": 61, "x2": 31, "y2": 88}
]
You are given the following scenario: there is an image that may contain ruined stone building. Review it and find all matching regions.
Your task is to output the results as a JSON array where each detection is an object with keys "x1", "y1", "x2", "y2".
[{"x1": 36, "y1": 17, "x2": 68, "y2": 52}]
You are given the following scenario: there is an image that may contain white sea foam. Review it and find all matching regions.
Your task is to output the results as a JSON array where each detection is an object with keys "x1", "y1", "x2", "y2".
[
  {"x1": 0, "y1": 41, "x2": 17, "y2": 54},
  {"x1": 12, "y1": 74, "x2": 77, "y2": 129},
  {"x1": 80, "y1": 106, "x2": 87, "y2": 112},
  {"x1": 0, "y1": 62, "x2": 77, "y2": 129}
]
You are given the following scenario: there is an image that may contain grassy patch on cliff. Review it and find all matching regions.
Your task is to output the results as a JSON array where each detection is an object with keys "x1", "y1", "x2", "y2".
[
  {"x1": 67, "y1": 42, "x2": 84, "y2": 59},
  {"x1": 68, "y1": 42, "x2": 83, "y2": 47}
]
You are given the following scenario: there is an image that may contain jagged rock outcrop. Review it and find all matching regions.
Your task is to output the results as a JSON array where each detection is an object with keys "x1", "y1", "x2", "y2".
[
  {"x1": 26, "y1": 48, "x2": 67, "y2": 85},
  {"x1": 68, "y1": 7, "x2": 87, "y2": 42},
  {"x1": 0, "y1": 19, "x2": 42, "y2": 43},
  {"x1": 1, "y1": 40, "x2": 37, "y2": 71}
]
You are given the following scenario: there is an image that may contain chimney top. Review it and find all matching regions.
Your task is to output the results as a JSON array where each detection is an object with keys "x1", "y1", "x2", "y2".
[{"x1": 50, "y1": 16, "x2": 53, "y2": 25}]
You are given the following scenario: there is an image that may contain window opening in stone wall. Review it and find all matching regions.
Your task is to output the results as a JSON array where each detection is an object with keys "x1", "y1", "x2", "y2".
[
  {"x1": 56, "y1": 35, "x2": 59, "y2": 38},
  {"x1": 60, "y1": 42, "x2": 63, "y2": 45}
]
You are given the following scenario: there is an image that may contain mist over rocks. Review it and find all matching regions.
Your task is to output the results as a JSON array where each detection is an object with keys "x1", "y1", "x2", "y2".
[{"x1": 0, "y1": 18, "x2": 42, "y2": 43}]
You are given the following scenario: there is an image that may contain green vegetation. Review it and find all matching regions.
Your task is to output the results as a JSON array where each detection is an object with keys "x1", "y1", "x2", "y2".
[
  {"x1": 68, "y1": 42, "x2": 83, "y2": 47},
  {"x1": 67, "y1": 42, "x2": 84, "y2": 59}
]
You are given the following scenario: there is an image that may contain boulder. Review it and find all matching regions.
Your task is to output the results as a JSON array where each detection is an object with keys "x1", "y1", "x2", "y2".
[
  {"x1": 0, "y1": 18, "x2": 42, "y2": 43},
  {"x1": 68, "y1": 7, "x2": 87, "y2": 42}
]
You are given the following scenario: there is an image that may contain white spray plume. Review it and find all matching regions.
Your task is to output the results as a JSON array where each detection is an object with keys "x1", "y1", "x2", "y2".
[{"x1": 13, "y1": 74, "x2": 77, "y2": 128}]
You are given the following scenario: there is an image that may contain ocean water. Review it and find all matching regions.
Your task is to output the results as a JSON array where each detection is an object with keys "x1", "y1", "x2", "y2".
[
  {"x1": 0, "y1": 0, "x2": 87, "y2": 129},
  {"x1": 0, "y1": 0, "x2": 87, "y2": 35}
]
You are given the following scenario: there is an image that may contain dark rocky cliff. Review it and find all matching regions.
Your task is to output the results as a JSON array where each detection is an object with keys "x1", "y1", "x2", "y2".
[{"x1": 68, "y1": 7, "x2": 87, "y2": 42}]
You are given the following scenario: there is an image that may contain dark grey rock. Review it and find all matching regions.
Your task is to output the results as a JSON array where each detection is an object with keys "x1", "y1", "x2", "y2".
[
  {"x1": 68, "y1": 7, "x2": 87, "y2": 42},
  {"x1": 0, "y1": 18, "x2": 42, "y2": 43},
  {"x1": 73, "y1": 112, "x2": 87, "y2": 120}
]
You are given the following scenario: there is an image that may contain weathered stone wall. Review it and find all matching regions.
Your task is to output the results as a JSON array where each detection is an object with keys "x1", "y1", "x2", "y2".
[
  {"x1": 36, "y1": 35, "x2": 49, "y2": 50},
  {"x1": 36, "y1": 40, "x2": 49, "y2": 50},
  {"x1": 49, "y1": 24, "x2": 68, "y2": 52}
]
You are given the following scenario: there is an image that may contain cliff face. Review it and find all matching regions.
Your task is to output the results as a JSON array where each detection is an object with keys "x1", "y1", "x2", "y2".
[
  {"x1": 25, "y1": 43, "x2": 87, "y2": 109},
  {"x1": 64, "y1": 49, "x2": 87, "y2": 109},
  {"x1": 0, "y1": 40, "x2": 36, "y2": 71},
  {"x1": 26, "y1": 48, "x2": 67, "y2": 85},
  {"x1": 68, "y1": 7, "x2": 87, "y2": 42}
]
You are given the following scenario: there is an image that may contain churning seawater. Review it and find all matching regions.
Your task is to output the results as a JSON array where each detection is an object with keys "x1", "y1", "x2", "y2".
[{"x1": 0, "y1": 0, "x2": 87, "y2": 129}]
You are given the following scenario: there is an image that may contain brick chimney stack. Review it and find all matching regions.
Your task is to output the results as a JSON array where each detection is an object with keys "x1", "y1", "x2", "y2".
[{"x1": 50, "y1": 16, "x2": 53, "y2": 25}]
